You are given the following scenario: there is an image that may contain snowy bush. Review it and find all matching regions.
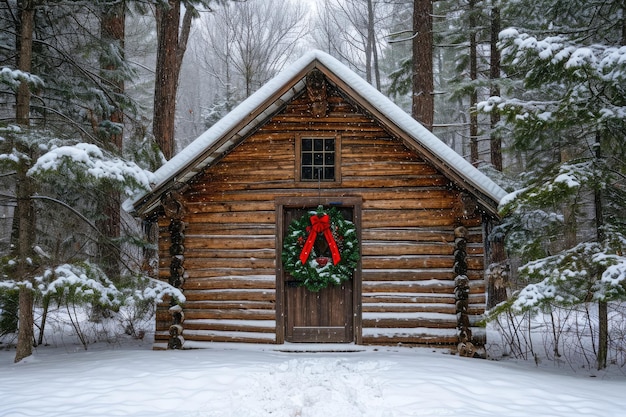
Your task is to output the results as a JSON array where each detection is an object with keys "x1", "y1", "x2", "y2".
[{"x1": 487, "y1": 302, "x2": 626, "y2": 369}]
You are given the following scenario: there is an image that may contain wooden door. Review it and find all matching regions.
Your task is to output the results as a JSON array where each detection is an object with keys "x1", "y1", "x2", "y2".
[{"x1": 281, "y1": 205, "x2": 355, "y2": 343}]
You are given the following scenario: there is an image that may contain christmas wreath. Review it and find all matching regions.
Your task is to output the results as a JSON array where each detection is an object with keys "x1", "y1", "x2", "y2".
[{"x1": 282, "y1": 206, "x2": 359, "y2": 292}]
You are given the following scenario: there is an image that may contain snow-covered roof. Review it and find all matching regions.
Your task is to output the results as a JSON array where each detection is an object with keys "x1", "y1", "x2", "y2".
[{"x1": 128, "y1": 50, "x2": 506, "y2": 215}]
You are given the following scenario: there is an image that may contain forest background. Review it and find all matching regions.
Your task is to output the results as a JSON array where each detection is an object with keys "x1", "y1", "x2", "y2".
[{"x1": 0, "y1": 0, "x2": 625, "y2": 370}]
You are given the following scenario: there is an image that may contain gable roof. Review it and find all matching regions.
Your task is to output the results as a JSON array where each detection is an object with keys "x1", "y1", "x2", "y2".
[{"x1": 127, "y1": 50, "x2": 507, "y2": 216}]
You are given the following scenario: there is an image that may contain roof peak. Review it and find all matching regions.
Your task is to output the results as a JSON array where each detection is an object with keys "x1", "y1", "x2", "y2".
[{"x1": 127, "y1": 50, "x2": 506, "y2": 216}]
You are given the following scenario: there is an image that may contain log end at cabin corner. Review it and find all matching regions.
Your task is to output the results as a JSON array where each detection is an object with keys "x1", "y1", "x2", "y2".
[{"x1": 126, "y1": 50, "x2": 508, "y2": 356}]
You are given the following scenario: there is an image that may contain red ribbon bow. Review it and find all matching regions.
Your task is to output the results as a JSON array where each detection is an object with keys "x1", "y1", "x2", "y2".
[{"x1": 299, "y1": 214, "x2": 341, "y2": 266}]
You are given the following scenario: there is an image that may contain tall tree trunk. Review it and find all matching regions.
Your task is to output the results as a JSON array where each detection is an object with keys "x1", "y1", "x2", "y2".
[
  {"x1": 153, "y1": 1, "x2": 180, "y2": 160},
  {"x1": 560, "y1": 146, "x2": 577, "y2": 248},
  {"x1": 486, "y1": 220, "x2": 508, "y2": 309},
  {"x1": 596, "y1": 0, "x2": 626, "y2": 371},
  {"x1": 412, "y1": 0, "x2": 434, "y2": 130},
  {"x1": 469, "y1": 0, "x2": 479, "y2": 164},
  {"x1": 373, "y1": 39, "x2": 381, "y2": 90},
  {"x1": 15, "y1": 0, "x2": 34, "y2": 125},
  {"x1": 100, "y1": 1, "x2": 125, "y2": 150},
  {"x1": 15, "y1": 284, "x2": 34, "y2": 362},
  {"x1": 14, "y1": 0, "x2": 37, "y2": 364},
  {"x1": 597, "y1": 299, "x2": 608, "y2": 369},
  {"x1": 366, "y1": 0, "x2": 381, "y2": 89},
  {"x1": 595, "y1": 132, "x2": 607, "y2": 370},
  {"x1": 153, "y1": 1, "x2": 194, "y2": 160},
  {"x1": 368, "y1": 0, "x2": 381, "y2": 89},
  {"x1": 622, "y1": 0, "x2": 626, "y2": 46},
  {"x1": 365, "y1": 0, "x2": 372, "y2": 84},
  {"x1": 14, "y1": 159, "x2": 36, "y2": 363},
  {"x1": 489, "y1": 4, "x2": 503, "y2": 171},
  {"x1": 98, "y1": 1, "x2": 126, "y2": 281}
]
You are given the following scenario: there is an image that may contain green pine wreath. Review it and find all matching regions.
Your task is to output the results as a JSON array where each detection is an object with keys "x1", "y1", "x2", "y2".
[{"x1": 282, "y1": 207, "x2": 359, "y2": 292}]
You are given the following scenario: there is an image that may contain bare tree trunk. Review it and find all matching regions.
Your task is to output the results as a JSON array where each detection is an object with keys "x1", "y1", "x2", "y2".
[
  {"x1": 595, "y1": 0, "x2": 626, "y2": 371},
  {"x1": 598, "y1": 300, "x2": 608, "y2": 369},
  {"x1": 98, "y1": 1, "x2": 126, "y2": 281},
  {"x1": 16, "y1": 0, "x2": 34, "y2": 125},
  {"x1": 153, "y1": 1, "x2": 194, "y2": 160},
  {"x1": 622, "y1": 0, "x2": 626, "y2": 46},
  {"x1": 365, "y1": 0, "x2": 372, "y2": 84},
  {"x1": 412, "y1": 0, "x2": 434, "y2": 130},
  {"x1": 153, "y1": 1, "x2": 180, "y2": 160},
  {"x1": 367, "y1": 0, "x2": 380, "y2": 89},
  {"x1": 13, "y1": 165, "x2": 36, "y2": 359},
  {"x1": 373, "y1": 37, "x2": 381, "y2": 90},
  {"x1": 487, "y1": 222, "x2": 508, "y2": 309},
  {"x1": 595, "y1": 132, "x2": 607, "y2": 370},
  {"x1": 489, "y1": 4, "x2": 503, "y2": 171},
  {"x1": 560, "y1": 147, "x2": 578, "y2": 248},
  {"x1": 15, "y1": 286, "x2": 34, "y2": 362},
  {"x1": 37, "y1": 294, "x2": 50, "y2": 346},
  {"x1": 365, "y1": 0, "x2": 381, "y2": 88},
  {"x1": 14, "y1": 154, "x2": 37, "y2": 363},
  {"x1": 100, "y1": 1, "x2": 125, "y2": 150},
  {"x1": 14, "y1": 0, "x2": 37, "y2": 364},
  {"x1": 469, "y1": 0, "x2": 479, "y2": 164}
]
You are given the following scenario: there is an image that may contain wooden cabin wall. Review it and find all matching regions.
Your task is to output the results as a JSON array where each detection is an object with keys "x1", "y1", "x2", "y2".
[{"x1": 154, "y1": 87, "x2": 486, "y2": 348}]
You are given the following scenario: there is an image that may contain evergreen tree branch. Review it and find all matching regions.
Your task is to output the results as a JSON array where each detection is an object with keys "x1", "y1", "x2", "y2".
[{"x1": 30, "y1": 195, "x2": 138, "y2": 274}]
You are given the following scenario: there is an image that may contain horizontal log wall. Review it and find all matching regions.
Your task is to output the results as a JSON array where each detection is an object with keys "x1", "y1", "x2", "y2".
[{"x1": 155, "y1": 86, "x2": 486, "y2": 347}]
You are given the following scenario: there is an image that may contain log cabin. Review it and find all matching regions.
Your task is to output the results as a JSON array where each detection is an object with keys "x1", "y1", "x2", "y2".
[{"x1": 127, "y1": 50, "x2": 507, "y2": 354}]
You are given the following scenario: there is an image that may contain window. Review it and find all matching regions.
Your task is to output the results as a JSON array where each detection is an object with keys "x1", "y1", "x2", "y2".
[{"x1": 298, "y1": 136, "x2": 340, "y2": 182}]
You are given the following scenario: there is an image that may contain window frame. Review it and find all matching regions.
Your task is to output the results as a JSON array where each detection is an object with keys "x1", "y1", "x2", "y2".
[{"x1": 295, "y1": 133, "x2": 342, "y2": 184}]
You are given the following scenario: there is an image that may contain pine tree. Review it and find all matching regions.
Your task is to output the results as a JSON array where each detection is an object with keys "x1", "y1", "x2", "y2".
[
  {"x1": 0, "y1": 1, "x2": 173, "y2": 360},
  {"x1": 481, "y1": 0, "x2": 626, "y2": 369}
]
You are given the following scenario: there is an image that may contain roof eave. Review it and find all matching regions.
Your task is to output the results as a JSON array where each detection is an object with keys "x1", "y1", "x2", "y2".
[
  {"x1": 130, "y1": 63, "x2": 317, "y2": 217},
  {"x1": 129, "y1": 50, "x2": 506, "y2": 218},
  {"x1": 318, "y1": 65, "x2": 505, "y2": 217}
]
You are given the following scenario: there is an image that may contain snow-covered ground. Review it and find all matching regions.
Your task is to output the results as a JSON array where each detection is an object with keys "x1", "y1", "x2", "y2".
[{"x1": 2, "y1": 337, "x2": 625, "y2": 417}]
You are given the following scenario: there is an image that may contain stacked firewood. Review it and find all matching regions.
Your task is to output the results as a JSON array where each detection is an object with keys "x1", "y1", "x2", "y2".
[
  {"x1": 163, "y1": 190, "x2": 186, "y2": 349},
  {"x1": 453, "y1": 226, "x2": 475, "y2": 357}
]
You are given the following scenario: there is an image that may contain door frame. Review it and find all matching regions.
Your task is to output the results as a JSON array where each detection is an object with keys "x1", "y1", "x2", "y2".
[{"x1": 275, "y1": 196, "x2": 362, "y2": 344}]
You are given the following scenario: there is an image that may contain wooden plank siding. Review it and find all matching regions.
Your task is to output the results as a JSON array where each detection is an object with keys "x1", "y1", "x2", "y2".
[{"x1": 154, "y1": 86, "x2": 487, "y2": 348}]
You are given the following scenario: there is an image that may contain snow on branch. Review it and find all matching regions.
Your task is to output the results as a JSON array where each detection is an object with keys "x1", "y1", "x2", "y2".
[
  {"x1": 0, "y1": 67, "x2": 44, "y2": 89},
  {"x1": 28, "y1": 143, "x2": 155, "y2": 196},
  {"x1": 600, "y1": 260, "x2": 626, "y2": 288},
  {"x1": 36, "y1": 262, "x2": 123, "y2": 307},
  {"x1": 498, "y1": 28, "x2": 626, "y2": 85},
  {"x1": 510, "y1": 241, "x2": 626, "y2": 312},
  {"x1": 0, "y1": 147, "x2": 31, "y2": 166},
  {"x1": 499, "y1": 161, "x2": 600, "y2": 217},
  {"x1": 1, "y1": 260, "x2": 185, "y2": 307},
  {"x1": 129, "y1": 276, "x2": 186, "y2": 305}
]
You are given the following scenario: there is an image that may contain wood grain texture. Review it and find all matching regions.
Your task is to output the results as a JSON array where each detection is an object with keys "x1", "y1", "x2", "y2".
[{"x1": 153, "y1": 83, "x2": 489, "y2": 347}]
